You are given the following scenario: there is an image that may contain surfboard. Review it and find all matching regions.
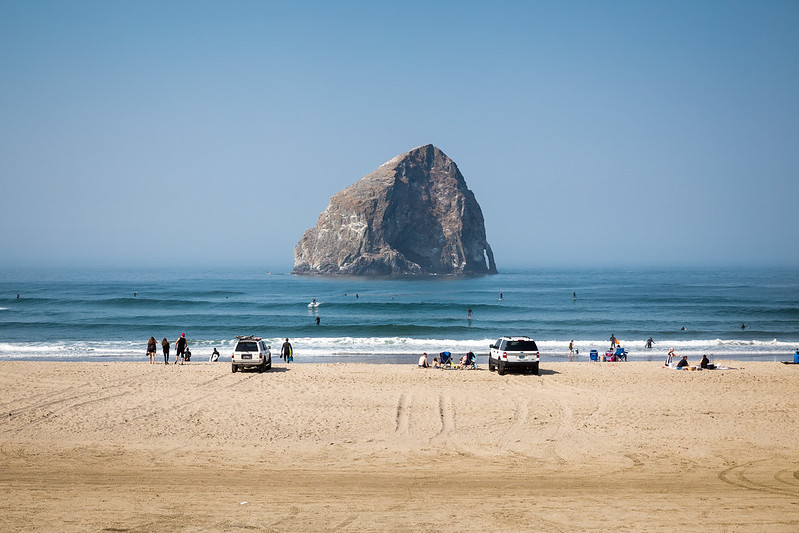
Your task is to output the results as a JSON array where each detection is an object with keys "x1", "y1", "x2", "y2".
[{"x1": 307, "y1": 302, "x2": 321, "y2": 309}]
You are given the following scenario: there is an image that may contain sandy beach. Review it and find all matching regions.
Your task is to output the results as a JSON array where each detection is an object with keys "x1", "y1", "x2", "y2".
[{"x1": 1, "y1": 360, "x2": 797, "y2": 532}]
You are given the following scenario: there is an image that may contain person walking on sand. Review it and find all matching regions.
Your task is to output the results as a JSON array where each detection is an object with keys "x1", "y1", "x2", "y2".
[
  {"x1": 281, "y1": 338, "x2": 293, "y2": 363},
  {"x1": 161, "y1": 337, "x2": 170, "y2": 364},
  {"x1": 175, "y1": 333, "x2": 188, "y2": 365},
  {"x1": 147, "y1": 336, "x2": 157, "y2": 364}
]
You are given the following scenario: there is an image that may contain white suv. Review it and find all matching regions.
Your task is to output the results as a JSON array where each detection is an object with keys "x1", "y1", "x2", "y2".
[
  {"x1": 488, "y1": 336, "x2": 540, "y2": 375},
  {"x1": 231, "y1": 336, "x2": 272, "y2": 373}
]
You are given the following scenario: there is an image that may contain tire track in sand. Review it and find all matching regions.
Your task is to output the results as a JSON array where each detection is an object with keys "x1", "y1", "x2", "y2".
[
  {"x1": 718, "y1": 458, "x2": 799, "y2": 498},
  {"x1": 394, "y1": 392, "x2": 412, "y2": 438}
]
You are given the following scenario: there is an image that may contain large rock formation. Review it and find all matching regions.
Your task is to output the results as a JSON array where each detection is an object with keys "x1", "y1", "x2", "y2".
[{"x1": 292, "y1": 145, "x2": 497, "y2": 276}]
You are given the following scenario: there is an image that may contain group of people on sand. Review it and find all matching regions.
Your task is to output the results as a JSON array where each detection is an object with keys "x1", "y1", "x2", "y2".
[
  {"x1": 665, "y1": 347, "x2": 711, "y2": 369},
  {"x1": 417, "y1": 351, "x2": 476, "y2": 369},
  {"x1": 146, "y1": 333, "x2": 192, "y2": 365}
]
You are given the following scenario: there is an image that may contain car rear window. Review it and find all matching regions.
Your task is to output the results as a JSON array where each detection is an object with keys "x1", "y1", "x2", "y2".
[
  {"x1": 505, "y1": 340, "x2": 538, "y2": 351},
  {"x1": 236, "y1": 341, "x2": 259, "y2": 352}
]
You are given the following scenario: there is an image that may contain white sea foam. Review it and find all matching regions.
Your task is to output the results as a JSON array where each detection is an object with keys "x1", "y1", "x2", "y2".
[{"x1": 0, "y1": 337, "x2": 796, "y2": 362}]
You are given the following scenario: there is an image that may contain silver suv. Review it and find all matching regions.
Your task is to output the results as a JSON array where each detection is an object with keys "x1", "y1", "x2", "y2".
[
  {"x1": 231, "y1": 336, "x2": 272, "y2": 373},
  {"x1": 488, "y1": 336, "x2": 540, "y2": 375}
]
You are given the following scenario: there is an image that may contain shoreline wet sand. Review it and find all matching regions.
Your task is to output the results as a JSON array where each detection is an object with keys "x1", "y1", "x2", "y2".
[{"x1": 1, "y1": 360, "x2": 797, "y2": 531}]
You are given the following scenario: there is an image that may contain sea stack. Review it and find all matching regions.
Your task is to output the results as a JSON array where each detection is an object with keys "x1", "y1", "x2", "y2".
[{"x1": 292, "y1": 145, "x2": 497, "y2": 276}]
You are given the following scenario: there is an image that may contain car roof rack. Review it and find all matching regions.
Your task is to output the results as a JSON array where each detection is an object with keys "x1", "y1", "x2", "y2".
[{"x1": 235, "y1": 335, "x2": 262, "y2": 340}]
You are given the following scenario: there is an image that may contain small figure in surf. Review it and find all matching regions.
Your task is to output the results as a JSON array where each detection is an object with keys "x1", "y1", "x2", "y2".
[
  {"x1": 609, "y1": 334, "x2": 617, "y2": 349},
  {"x1": 281, "y1": 338, "x2": 293, "y2": 363},
  {"x1": 315, "y1": 316, "x2": 320, "y2": 325},
  {"x1": 741, "y1": 322, "x2": 746, "y2": 330},
  {"x1": 499, "y1": 292, "x2": 503, "y2": 300},
  {"x1": 573, "y1": 291, "x2": 577, "y2": 300},
  {"x1": 467, "y1": 307, "x2": 472, "y2": 320},
  {"x1": 569, "y1": 340, "x2": 574, "y2": 357},
  {"x1": 645, "y1": 336, "x2": 655, "y2": 349}
]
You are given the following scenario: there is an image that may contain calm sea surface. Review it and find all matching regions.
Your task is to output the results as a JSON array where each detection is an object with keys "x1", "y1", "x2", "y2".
[{"x1": 1, "y1": 267, "x2": 797, "y2": 363}]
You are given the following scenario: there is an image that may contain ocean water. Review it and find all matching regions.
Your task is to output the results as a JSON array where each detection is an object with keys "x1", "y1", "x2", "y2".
[{"x1": 1, "y1": 267, "x2": 797, "y2": 363}]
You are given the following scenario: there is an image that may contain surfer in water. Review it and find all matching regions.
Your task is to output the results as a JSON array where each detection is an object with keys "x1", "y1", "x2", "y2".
[{"x1": 467, "y1": 307, "x2": 472, "y2": 320}]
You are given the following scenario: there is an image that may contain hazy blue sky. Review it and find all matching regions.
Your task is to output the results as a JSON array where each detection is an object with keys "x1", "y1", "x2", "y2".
[{"x1": 2, "y1": 0, "x2": 797, "y2": 270}]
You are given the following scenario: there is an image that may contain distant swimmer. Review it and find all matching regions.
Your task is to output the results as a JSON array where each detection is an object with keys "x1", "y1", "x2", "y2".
[
  {"x1": 741, "y1": 322, "x2": 746, "y2": 330},
  {"x1": 467, "y1": 307, "x2": 472, "y2": 320},
  {"x1": 573, "y1": 291, "x2": 577, "y2": 300},
  {"x1": 16, "y1": 293, "x2": 20, "y2": 299},
  {"x1": 680, "y1": 326, "x2": 686, "y2": 331},
  {"x1": 315, "y1": 316, "x2": 320, "y2": 325},
  {"x1": 133, "y1": 292, "x2": 137, "y2": 297},
  {"x1": 499, "y1": 292, "x2": 503, "y2": 300}
]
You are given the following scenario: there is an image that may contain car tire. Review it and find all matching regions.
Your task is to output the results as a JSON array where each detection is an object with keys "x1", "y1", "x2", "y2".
[
  {"x1": 497, "y1": 360, "x2": 506, "y2": 375},
  {"x1": 258, "y1": 362, "x2": 264, "y2": 373},
  {"x1": 531, "y1": 362, "x2": 539, "y2": 375},
  {"x1": 488, "y1": 357, "x2": 496, "y2": 372},
  {"x1": 231, "y1": 365, "x2": 238, "y2": 373}
]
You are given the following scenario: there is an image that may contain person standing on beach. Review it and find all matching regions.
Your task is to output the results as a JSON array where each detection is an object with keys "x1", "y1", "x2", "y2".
[
  {"x1": 161, "y1": 338, "x2": 170, "y2": 364},
  {"x1": 281, "y1": 338, "x2": 293, "y2": 363},
  {"x1": 569, "y1": 340, "x2": 574, "y2": 357},
  {"x1": 147, "y1": 337, "x2": 157, "y2": 364},
  {"x1": 175, "y1": 333, "x2": 188, "y2": 365},
  {"x1": 609, "y1": 334, "x2": 617, "y2": 350}
]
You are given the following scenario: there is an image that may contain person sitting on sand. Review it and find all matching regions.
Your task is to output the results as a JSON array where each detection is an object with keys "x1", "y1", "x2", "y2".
[
  {"x1": 676, "y1": 355, "x2": 689, "y2": 368},
  {"x1": 699, "y1": 354, "x2": 709, "y2": 369},
  {"x1": 432, "y1": 357, "x2": 440, "y2": 369},
  {"x1": 458, "y1": 351, "x2": 476, "y2": 369},
  {"x1": 418, "y1": 353, "x2": 429, "y2": 368}
]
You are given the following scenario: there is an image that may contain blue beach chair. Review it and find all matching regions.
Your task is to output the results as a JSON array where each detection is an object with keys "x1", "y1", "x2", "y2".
[
  {"x1": 614, "y1": 347, "x2": 627, "y2": 361},
  {"x1": 439, "y1": 351, "x2": 452, "y2": 368},
  {"x1": 589, "y1": 349, "x2": 598, "y2": 362}
]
